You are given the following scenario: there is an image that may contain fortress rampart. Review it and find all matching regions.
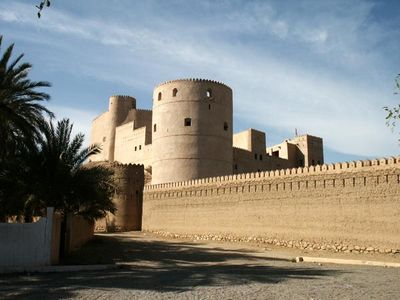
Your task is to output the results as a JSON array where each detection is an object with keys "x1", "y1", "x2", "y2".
[
  {"x1": 94, "y1": 162, "x2": 144, "y2": 232},
  {"x1": 143, "y1": 156, "x2": 400, "y2": 253}
]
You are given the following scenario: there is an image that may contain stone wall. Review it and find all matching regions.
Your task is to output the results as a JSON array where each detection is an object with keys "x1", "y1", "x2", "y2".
[
  {"x1": 95, "y1": 162, "x2": 145, "y2": 232},
  {"x1": 143, "y1": 157, "x2": 400, "y2": 254}
]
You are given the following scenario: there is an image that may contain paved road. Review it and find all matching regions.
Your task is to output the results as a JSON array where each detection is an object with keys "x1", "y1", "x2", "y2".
[{"x1": 1, "y1": 232, "x2": 400, "y2": 299}]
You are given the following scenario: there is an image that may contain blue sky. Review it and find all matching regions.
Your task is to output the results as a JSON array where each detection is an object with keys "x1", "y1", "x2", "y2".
[{"x1": 1, "y1": 0, "x2": 399, "y2": 162}]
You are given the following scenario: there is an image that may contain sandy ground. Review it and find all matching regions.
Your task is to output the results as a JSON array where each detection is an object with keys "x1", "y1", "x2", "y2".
[{"x1": 1, "y1": 232, "x2": 399, "y2": 299}]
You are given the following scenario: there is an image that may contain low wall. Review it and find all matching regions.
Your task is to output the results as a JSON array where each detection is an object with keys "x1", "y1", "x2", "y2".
[
  {"x1": 67, "y1": 215, "x2": 94, "y2": 253},
  {"x1": 0, "y1": 208, "x2": 60, "y2": 271},
  {"x1": 143, "y1": 157, "x2": 400, "y2": 253}
]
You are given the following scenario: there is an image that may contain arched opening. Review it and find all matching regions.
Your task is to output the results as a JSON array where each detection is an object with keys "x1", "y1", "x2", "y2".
[
  {"x1": 172, "y1": 88, "x2": 178, "y2": 97},
  {"x1": 223, "y1": 122, "x2": 228, "y2": 131},
  {"x1": 206, "y1": 88, "x2": 212, "y2": 98},
  {"x1": 184, "y1": 118, "x2": 192, "y2": 127},
  {"x1": 158, "y1": 92, "x2": 162, "y2": 101},
  {"x1": 153, "y1": 124, "x2": 157, "y2": 132}
]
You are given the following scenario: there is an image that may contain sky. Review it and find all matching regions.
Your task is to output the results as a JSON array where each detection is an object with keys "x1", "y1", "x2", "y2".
[{"x1": 0, "y1": 0, "x2": 399, "y2": 163}]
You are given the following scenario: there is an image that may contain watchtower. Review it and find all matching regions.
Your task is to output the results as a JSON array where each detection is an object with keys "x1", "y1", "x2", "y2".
[{"x1": 151, "y1": 79, "x2": 233, "y2": 184}]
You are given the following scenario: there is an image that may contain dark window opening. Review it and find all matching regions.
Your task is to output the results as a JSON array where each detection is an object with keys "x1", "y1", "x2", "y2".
[
  {"x1": 257, "y1": 169, "x2": 261, "y2": 172},
  {"x1": 254, "y1": 153, "x2": 258, "y2": 160},
  {"x1": 172, "y1": 88, "x2": 178, "y2": 97},
  {"x1": 134, "y1": 146, "x2": 137, "y2": 151},
  {"x1": 153, "y1": 124, "x2": 157, "y2": 132},
  {"x1": 223, "y1": 122, "x2": 228, "y2": 131},
  {"x1": 158, "y1": 92, "x2": 162, "y2": 101},
  {"x1": 208, "y1": 104, "x2": 211, "y2": 110},
  {"x1": 184, "y1": 118, "x2": 192, "y2": 126},
  {"x1": 260, "y1": 155, "x2": 263, "y2": 161},
  {"x1": 139, "y1": 145, "x2": 142, "y2": 150},
  {"x1": 272, "y1": 150, "x2": 279, "y2": 157},
  {"x1": 234, "y1": 164, "x2": 238, "y2": 170},
  {"x1": 206, "y1": 88, "x2": 212, "y2": 98}
]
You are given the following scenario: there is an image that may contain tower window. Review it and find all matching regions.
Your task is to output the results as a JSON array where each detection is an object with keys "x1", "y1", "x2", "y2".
[
  {"x1": 153, "y1": 124, "x2": 157, "y2": 132},
  {"x1": 234, "y1": 164, "x2": 238, "y2": 170},
  {"x1": 158, "y1": 92, "x2": 162, "y2": 101},
  {"x1": 260, "y1": 154, "x2": 263, "y2": 161},
  {"x1": 139, "y1": 145, "x2": 142, "y2": 150},
  {"x1": 223, "y1": 122, "x2": 228, "y2": 131},
  {"x1": 209, "y1": 104, "x2": 211, "y2": 110},
  {"x1": 254, "y1": 153, "x2": 258, "y2": 160},
  {"x1": 134, "y1": 146, "x2": 137, "y2": 151},
  {"x1": 172, "y1": 88, "x2": 178, "y2": 97},
  {"x1": 206, "y1": 88, "x2": 212, "y2": 98},
  {"x1": 184, "y1": 118, "x2": 192, "y2": 126}
]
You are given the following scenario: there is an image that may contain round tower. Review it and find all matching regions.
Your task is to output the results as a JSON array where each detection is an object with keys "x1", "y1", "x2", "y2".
[
  {"x1": 152, "y1": 79, "x2": 233, "y2": 184},
  {"x1": 107, "y1": 95, "x2": 136, "y2": 161}
]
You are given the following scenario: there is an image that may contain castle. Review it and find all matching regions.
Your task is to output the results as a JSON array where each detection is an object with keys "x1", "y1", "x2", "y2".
[
  {"x1": 90, "y1": 78, "x2": 323, "y2": 184},
  {"x1": 91, "y1": 78, "x2": 400, "y2": 255}
]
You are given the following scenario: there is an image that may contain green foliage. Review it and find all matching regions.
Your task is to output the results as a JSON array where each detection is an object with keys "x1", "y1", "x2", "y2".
[
  {"x1": 383, "y1": 74, "x2": 400, "y2": 139},
  {"x1": 36, "y1": 0, "x2": 51, "y2": 18},
  {"x1": 0, "y1": 36, "x2": 115, "y2": 222},
  {"x1": 0, "y1": 35, "x2": 53, "y2": 159},
  {"x1": 26, "y1": 119, "x2": 116, "y2": 220}
]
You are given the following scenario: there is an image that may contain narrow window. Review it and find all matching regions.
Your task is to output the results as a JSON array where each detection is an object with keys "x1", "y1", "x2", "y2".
[
  {"x1": 134, "y1": 146, "x2": 137, "y2": 151},
  {"x1": 184, "y1": 118, "x2": 192, "y2": 126},
  {"x1": 234, "y1": 164, "x2": 238, "y2": 170},
  {"x1": 139, "y1": 145, "x2": 142, "y2": 150},
  {"x1": 206, "y1": 88, "x2": 212, "y2": 98},
  {"x1": 223, "y1": 122, "x2": 228, "y2": 131},
  {"x1": 209, "y1": 104, "x2": 211, "y2": 110},
  {"x1": 172, "y1": 88, "x2": 178, "y2": 97},
  {"x1": 254, "y1": 153, "x2": 258, "y2": 160},
  {"x1": 158, "y1": 92, "x2": 162, "y2": 101},
  {"x1": 153, "y1": 124, "x2": 157, "y2": 132},
  {"x1": 260, "y1": 154, "x2": 262, "y2": 161}
]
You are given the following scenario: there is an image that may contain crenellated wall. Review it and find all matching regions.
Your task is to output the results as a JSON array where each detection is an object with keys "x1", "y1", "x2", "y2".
[{"x1": 143, "y1": 156, "x2": 400, "y2": 253}]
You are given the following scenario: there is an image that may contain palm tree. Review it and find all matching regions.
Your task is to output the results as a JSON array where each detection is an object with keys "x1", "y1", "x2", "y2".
[
  {"x1": 0, "y1": 35, "x2": 53, "y2": 221},
  {"x1": 0, "y1": 35, "x2": 53, "y2": 159},
  {"x1": 28, "y1": 118, "x2": 115, "y2": 219},
  {"x1": 25, "y1": 118, "x2": 115, "y2": 256}
]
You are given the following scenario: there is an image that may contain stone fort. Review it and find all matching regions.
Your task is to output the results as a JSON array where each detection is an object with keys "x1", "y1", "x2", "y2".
[
  {"x1": 90, "y1": 79, "x2": 323, "y2": 184},
  {"x1": 91, "y1": 78, "x2": 400, "y2": 255}
]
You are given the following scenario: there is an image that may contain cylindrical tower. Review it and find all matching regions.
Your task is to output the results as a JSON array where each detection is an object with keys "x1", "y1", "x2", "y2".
[
  {"x1": 152, "y1": 79, "x2": 233, "y2": 184},
  {"x1": 107, "y1": 95, "x2": 136, "y2": 161}
]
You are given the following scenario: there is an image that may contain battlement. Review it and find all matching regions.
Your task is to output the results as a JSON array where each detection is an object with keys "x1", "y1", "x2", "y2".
[
  {"x1": 145, "y1": 156, "x2": 399, "y2": 190},
  {"x1": 155, "y1": 78, "x2": 232, "y2": 90},
  {"x1": 110, "y1": 95, "x2": 136, "y2": 100},
  {"x1": 136, "y1": 109, "x2": 152, "y2": 113}
]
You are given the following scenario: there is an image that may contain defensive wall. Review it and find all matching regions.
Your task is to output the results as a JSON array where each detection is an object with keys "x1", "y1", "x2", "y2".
[
  {"x1": 95, "y1": 162, "x2": 144, "y2": 232},
  {"x1": 143, "y1": 156, "x2": 400, "y2": 254}
]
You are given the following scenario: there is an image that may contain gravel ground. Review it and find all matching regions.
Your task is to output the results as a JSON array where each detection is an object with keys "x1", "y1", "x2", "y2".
[{"x1": 1, "y1": 232, "x2": 399, "y2": 299}]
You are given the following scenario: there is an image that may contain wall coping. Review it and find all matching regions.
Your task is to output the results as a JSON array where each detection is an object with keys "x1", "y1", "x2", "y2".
[{"x1": 144, "y1": 156, "x2": 399, "y2": 191}]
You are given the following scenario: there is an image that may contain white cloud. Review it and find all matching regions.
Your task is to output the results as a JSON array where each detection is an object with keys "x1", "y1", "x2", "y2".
[{"x1": 1, "y1": 1, "x2": 398, "y2": 159}]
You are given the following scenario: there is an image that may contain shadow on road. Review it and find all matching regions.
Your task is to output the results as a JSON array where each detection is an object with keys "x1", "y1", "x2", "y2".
[{"x1": 0, "y1": 234, "x2": 343, "y2": 299}]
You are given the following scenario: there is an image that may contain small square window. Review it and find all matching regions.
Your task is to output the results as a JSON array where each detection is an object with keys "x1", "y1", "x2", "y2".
[{"x1": 184, "y1": 118, "x2": 191, "y2": 126}]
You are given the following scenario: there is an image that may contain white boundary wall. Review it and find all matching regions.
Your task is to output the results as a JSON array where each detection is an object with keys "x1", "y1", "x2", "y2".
[{"x1": 0, "y1": 208, "x2": 59, "y2": 271}]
